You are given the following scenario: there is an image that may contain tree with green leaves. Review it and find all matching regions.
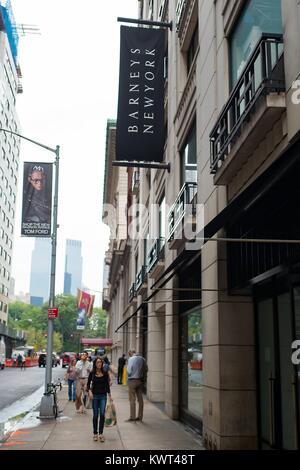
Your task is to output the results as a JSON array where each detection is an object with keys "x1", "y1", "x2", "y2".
[{"x1": 8, "y1": 295, "x2": 107, "y2": 353}]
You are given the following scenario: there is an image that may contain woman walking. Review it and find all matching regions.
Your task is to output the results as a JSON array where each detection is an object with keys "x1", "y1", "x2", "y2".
[
  {"x1": 87, "y1": 357, "x2": 112, "y2": 442},
  {"x1": 65, "y1": 357, "x2": 77, "y2": 402}
]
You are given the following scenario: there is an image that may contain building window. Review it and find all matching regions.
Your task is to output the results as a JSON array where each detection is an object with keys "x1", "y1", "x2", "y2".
[
  {"x1": 180, "y1": 122, "x2": 197, "y2": 185},
  {"x1": 144, "y1": 232, "x2": 149, "y2": 267},
  {"x1": 187, "y1": 23, "x2": 199, "y2": 73},
  {"x1": 159, "y1": 196, "x2": 166, "y2": 245},
  {"x1": 230, "y1": 0, "x2": 283, "y2": 86},
  {"x1": 178, "y1": 258, "x2": 202, "y2": 431},
  {"x1": 148, "y1": 0, "x2": 154, "y2": 20}
]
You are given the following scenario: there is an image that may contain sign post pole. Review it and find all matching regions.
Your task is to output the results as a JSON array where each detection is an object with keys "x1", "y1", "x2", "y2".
[
  {"x1": 0, "y1": 129, "x2": 60, "y2": 419},
  {"x1": 40, "y1": 145, "x2": 60, "y2": 419}
]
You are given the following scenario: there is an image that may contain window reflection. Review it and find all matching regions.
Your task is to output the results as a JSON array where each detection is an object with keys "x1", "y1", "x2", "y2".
[{"x1": 180, "y1": 308, "x2": 202, "y2": 421}]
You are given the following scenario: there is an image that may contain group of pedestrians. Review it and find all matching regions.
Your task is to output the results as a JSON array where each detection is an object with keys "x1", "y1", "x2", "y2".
[
  {"x1": 65, "y1": 349, "x2": 148, "y2": 442},
  {"x1": 12, "y1": 352, "x2": 26, "y2": 370}
]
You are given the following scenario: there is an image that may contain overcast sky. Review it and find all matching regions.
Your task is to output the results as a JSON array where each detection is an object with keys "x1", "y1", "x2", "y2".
[{"x1": 10, "y1": 0, "x2": 138, "y2": 306}]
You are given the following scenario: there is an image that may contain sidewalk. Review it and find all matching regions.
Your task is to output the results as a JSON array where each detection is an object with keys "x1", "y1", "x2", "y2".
[{"x1": 1, "y1": 381, "x2": 203, "y2": 451}]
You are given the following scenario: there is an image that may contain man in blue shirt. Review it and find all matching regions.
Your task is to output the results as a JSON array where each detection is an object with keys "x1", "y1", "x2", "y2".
[{"x1": 125, "y1": 350, "x2": 148, "y2": 422}]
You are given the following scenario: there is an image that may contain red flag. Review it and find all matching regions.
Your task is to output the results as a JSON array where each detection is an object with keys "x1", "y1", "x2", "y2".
[{"x1": 77, "y1": 289, "x2": 95, "y2": 318}]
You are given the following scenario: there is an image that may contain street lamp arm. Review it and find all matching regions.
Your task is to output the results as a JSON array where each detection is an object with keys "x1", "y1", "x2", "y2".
[{"x1": 0, "y1": 127, "x2": 57, "y2": 154}]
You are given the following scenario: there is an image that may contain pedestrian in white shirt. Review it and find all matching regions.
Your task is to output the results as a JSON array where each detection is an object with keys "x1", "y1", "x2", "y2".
[{"x1": 75, "y1": 352, "x2": 93, "y2": 413}]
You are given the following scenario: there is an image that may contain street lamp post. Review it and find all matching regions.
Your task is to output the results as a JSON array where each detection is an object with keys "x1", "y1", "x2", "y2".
[{"x1": 0, "y1": 128, "x2": 60, "y2": 418}]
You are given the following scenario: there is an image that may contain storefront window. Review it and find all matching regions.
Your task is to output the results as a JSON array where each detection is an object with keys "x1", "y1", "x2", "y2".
[
  {"x1": 179, "y1": 307, "x2": 202, "y2": 426},
  {"x1": 230, "y1": 0, "x2": 282, "y2": 86}
]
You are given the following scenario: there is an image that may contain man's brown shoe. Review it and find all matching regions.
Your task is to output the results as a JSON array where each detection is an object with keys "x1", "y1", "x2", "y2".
[{"x1": 125, "y1": 418, "x2": 136, "y2": 422}]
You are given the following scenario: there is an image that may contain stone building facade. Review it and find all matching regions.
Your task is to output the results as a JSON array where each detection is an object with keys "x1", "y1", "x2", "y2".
[{"x1": 103, "y1": 0, "x2": 300, "y2": 450}]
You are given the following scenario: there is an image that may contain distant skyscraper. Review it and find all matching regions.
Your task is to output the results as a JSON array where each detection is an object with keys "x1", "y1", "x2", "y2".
[
  {"x1": 63, "y1": 239, "x2": 82, "y2": 296},
  {"x1": 29, "y1": 238, "x2": 51, "y2": 306}
]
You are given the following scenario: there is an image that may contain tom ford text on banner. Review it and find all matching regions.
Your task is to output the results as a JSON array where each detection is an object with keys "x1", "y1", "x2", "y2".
[
  {"x1": 116, "y1": 26, "x2": 165, "y2": 163},
  {"x1": 21, "y1": 162, "x2": 53, "y2": 237}
]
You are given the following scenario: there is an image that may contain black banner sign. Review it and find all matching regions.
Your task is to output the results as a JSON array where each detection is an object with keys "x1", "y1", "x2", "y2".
[
  {"x1": 21, "y1": 162, "x2": 53, "y2": 237},
  {"x1": 116, "y1": 26, "x2": 165, "y2": 163}
]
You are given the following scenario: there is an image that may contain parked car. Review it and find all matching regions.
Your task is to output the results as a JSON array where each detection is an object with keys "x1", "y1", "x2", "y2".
[
  {"x1": 39, "y1": 353, "x2": 57, "y2": 367},
  {"x1": 38, "y1": 353, "x2": 47, "y2": 368}
]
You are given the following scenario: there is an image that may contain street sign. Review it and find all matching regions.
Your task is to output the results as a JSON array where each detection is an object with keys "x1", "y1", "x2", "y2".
[{"x1": 48, "y1": 308, "x2": 58, "y2": 319}]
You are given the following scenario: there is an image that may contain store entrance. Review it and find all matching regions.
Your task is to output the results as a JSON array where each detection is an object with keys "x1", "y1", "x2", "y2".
[
  {"x1": 179, "y1": 306, "x2": 202, "y2": 432},
  {"x1": 255, "y1": 275, "x2": 300, "y2": 449}
]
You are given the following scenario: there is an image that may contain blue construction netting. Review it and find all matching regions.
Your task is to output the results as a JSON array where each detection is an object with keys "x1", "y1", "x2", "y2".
[{"x1": 1, "y1": 0, "x2": 19, "y2": 65}]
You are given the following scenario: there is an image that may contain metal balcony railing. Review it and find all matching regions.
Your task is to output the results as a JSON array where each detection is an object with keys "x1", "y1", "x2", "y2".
[
  {"x1": 128, "y1": 283, "x2": 136, "y2": 303},
  {"x1": 147, "y1": 238, "x2": 165, "y2": 273},
  {"x1": 210, "y1": 34, "x2": 285, "y2": 175},
  {"x1": 135, "y1": 266, "x2": 147, "y2": 292},
  {"x1": 168, "y1": 182, "x2": 197, "y2": 241}
]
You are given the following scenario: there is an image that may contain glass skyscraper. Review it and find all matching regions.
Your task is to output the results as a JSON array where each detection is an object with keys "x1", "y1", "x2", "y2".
[
  {"x1": 29, "y1": 238, "x2": 51, "y2": 306},
  {"x1": 63, "y1": 239, "x2": 82, "y2": 296}
]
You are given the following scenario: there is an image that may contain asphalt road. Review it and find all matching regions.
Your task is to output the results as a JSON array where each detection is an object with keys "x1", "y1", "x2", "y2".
[{"x1": 0, "y1": 365, "x2": 63, "y2": 411}]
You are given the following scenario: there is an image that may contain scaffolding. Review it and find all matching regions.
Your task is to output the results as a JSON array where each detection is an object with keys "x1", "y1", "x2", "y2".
[{"x1": 0, "y1": 0, "x2": 19, "y2": 66}]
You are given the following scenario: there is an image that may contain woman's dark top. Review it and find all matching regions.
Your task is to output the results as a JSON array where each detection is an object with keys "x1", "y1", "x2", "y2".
[{"x1": 87, "y1": 371, "x2": 110, "y2": 395}]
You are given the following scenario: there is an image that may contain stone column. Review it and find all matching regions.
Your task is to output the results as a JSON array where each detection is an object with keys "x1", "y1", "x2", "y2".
[{"x1": 147, "y1": 298, "x2": 166, "y2": 403}]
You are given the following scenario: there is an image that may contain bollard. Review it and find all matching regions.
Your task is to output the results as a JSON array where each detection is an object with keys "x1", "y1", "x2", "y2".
[{"x1": 122, "y1": 365, "x2": 127, "y2": 385}]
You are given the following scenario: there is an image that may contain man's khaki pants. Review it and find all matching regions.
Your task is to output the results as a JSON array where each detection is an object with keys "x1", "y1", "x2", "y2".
[
  {"x1": 128, "y1": 379, "x2": 144, "y2": 420},
  {"x1": 75, "y1": 378, "x2": 88, "y2": 411}
]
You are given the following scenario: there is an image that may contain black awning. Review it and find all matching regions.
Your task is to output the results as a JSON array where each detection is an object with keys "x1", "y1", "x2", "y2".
[{"x1": 204, "y1": 138, "x2": 300, "y2": 236}]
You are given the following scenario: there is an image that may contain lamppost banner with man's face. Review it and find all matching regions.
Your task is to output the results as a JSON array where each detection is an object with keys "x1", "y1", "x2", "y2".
[{"x1": 21, "y1": 162, "x2": 53, "y2": 237}]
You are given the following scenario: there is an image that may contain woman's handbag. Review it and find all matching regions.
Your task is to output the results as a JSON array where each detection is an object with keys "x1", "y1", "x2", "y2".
[
  {"x1": 85, "y1": 394, "x2": 93, "y2": 409},
  {"x1": 104, "y1": 399, "x2": 117, "y2": 427}
]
